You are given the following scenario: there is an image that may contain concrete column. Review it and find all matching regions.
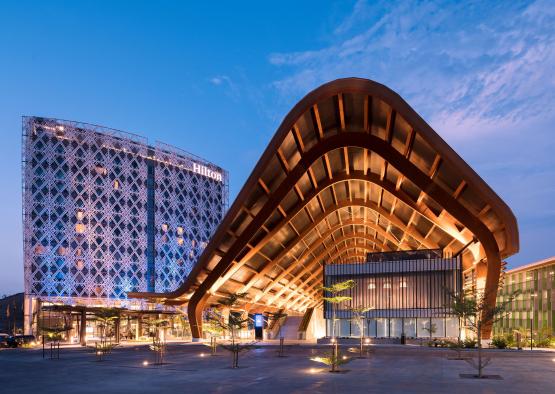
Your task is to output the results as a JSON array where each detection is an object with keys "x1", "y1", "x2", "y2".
[
  {"x1": 23, "y1": 295, "x2": 34, "y2": 335},
  {"x1": 115, "y1": 318, "x2": 121, "y2": 343},
  {"x1": 135, "y1": 315, "x2": 142, "y2": 340},
  {"x1": 79, "y1": 310, "x2": 87, "y2": 346}
]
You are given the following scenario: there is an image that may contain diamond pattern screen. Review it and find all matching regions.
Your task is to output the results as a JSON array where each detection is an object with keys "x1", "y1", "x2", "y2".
[
  {"x1": 23, "y1": 117, "x2": 228, "y2": 304},
  {"x1": 153, "y1": 149, "x2": 226, "y2": 292}
]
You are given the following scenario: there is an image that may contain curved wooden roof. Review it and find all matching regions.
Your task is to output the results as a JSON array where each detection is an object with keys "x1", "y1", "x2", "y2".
[{"x1": 131, "y1": 78, "x2": 519, "y2": 338}]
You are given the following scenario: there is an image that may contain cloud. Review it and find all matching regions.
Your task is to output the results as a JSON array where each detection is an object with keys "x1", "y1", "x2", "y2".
[
  {"x1": 268, "y1": 0, "x2": 555, "y2": 141},
  {"x1": 266, "y1": 0, "x2": 555, "y2": 266},
  {"x1": 209, "y1": 76, "x2": 224, "y2": 85},
  {"x1": 208, "y1": 75, "x2": 240, "y2": 101}
]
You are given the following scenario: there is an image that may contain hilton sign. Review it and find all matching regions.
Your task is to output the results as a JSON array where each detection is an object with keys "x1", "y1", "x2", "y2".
[{"x1": 192, "y1": 163, "x2": 223, "y2": 182}]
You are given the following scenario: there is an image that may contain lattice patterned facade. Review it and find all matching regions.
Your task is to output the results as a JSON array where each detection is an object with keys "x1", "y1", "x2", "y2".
[
  {"x1": 153, "y1": 143, "x2": 228, "y2": 292},
  {"x1": 22, "y1": 117, "x2": 228, "y2": 308}
]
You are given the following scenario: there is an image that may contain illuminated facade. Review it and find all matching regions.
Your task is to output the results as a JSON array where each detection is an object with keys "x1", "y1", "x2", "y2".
[
  {"x1": 494, "y1": 256, "x2": 555, "y2": 337},
  {"x1": 133, "y1": 78, "x2": 519, "y2": 341},
  {"x1": 22, "y1": 117, "x2": 228, "y2": 335},
  {"x1": 324, "y1": 250, "x2": 462, "y2": 338}
]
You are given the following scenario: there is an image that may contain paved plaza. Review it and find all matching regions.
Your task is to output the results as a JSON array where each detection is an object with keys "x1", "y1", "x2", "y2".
[{"x1": 1, "y1": 343, "x2": 554, "y2": 393}]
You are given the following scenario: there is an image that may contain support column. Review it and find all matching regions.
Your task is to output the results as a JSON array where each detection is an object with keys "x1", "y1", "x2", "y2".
[
  {"x1": 135, "y1": 315, "x2": 142, "y2": 340},
  {"x1": 115, "y1": 318, "x2": 121, "y2": 343},
  {"x1": 79, "y1": 310, "x2": 87, "y2": 346},
  {"x1": 23, "y1": 295, "x2": 34, "y2": 335}
]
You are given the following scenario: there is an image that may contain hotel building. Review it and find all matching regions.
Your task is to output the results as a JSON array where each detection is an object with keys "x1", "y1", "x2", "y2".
[{"x1": 22, "y1": 117, "x2": 228, "y2": 341}]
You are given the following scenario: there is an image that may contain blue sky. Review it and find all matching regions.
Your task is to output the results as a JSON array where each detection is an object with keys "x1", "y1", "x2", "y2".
[{"x1": 1, "y1": 1, "x2": 553, "y2": 295}]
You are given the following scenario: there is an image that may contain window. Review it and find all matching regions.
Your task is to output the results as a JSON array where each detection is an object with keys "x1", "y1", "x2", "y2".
[
  {"x1": 75, "y1": 223, "x2": 85, "y2": 234},
  {"x1": 161, "y1": 223, "x2": 168, "y2": 232},
  {"x1": 177, "y1": 226, "x2": 184, "y2": 235},
  {"x1": 94, "y1": 165, "x2": 107, "y2": 176},
  {"x1": 76, "y1": 210, "x2": 84, "y2": 220},
  {"x1": 368, "y1": 283, "x2": 376, "y2": 290},
  {"x1": 113, "y1": 180, "x2": 120, "y2": 190}
]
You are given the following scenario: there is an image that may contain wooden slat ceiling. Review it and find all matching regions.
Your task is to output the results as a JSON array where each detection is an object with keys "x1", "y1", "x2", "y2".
[{"x1": 130, "y1": 78, "x2": 519, "y2": 338}]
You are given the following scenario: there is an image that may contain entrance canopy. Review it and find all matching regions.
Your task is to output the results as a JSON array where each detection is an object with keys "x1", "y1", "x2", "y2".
[{"x1": 131, "y1": 78, "x2": 518, "y2": 338}]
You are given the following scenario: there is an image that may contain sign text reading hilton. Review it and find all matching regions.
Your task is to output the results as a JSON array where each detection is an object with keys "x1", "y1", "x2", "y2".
[{"x1": 192, "y1": 163, "x2": 223, "y2": 182}]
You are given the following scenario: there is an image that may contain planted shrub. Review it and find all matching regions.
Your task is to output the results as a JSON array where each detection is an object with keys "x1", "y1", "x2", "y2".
[
  {"x1": 463, "y1": 338, "x2": 477, "y2": 348},
  {"x1": 491, "y1": 336, "x2": 508, "y2": 349}
]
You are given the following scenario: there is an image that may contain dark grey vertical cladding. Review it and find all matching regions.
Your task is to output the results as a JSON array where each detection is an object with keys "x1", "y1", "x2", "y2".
[
  {"x1": 146, "y1": 151, "x2": 156, "y2": 292},
  {"x1": 323, "y1": 263, "x2": 327, "y2": 320},
  {"x1": 323, "y1": 255, "x2": 463, "y2": 320}
]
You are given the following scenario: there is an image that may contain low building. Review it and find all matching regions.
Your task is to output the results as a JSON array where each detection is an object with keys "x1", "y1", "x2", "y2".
[
  {"x1": 0, "y1": 293, "x2": 24, "y2": 335},
  {"x1": 323, "y1": 250, "x2": 462, "y2": 339},
  {"x1": 494, "y1": 256, "x2": 555, "y2": 337}
]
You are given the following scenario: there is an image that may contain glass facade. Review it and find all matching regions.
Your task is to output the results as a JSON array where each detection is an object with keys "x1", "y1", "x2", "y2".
[
  {"x1": 494, "y1": 258, "x2": 555, "y2": 336},
  {"x1": 324, "y1": 253, "x2": 462, "y2": 338},
  {"x1": 23, "y1": 117, "x2": 228, "y2": 307}
]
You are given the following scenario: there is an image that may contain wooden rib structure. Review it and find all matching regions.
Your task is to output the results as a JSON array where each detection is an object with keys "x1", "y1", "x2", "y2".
[{"x1": 130, "y1": 78, "x2": 519, "y2": 338}]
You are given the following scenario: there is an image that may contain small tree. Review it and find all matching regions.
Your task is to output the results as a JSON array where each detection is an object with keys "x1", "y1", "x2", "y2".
[
  {"x1": 311, "y1": 350, "x2": 352, "y2": 372},
  {"x1": 206, "y1": 293, "x2": 256, "y2": 368},
  {"x1": 446, "y1": 291, "x2": 473, "y2": 359},
  {"x1": 147, "y1": 318, "x2": 170, "y2": 364},
  {"x1": 349, "y1": 305, "x2": 373, "y2": 358},
  {"x1": 40, "y1": 315, "x2": 72, "y2": 359},
  {"x1": 176, "y1": 313, "x2": 192, "y2": 340},
  {"x1": 91, "y1": 308, "x2": 120, "y2": 361},
  {"x1": 423, "y1": 321, "x2": 437, "y2": 343},
  {"x1": 203, "y1": 311, "x2": 224, "y2": 355},
  {"x1": 266, "y1": 311, "x2": 288, "y2": 357},
  {"x1": 317, "y1": 279, "x2": 356, "y2": 372},
  {"x1": 321, "y1": 279, "x2": 356, "y2": 338},
  {"x1": 447, "y1": 288, "x2": 518, "y2": 378}
]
